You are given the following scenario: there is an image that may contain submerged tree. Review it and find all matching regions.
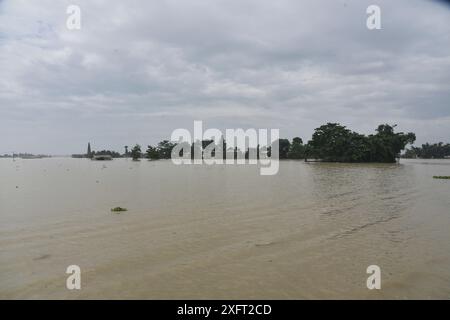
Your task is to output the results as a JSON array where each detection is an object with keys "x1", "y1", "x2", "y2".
[
  {"x1": 130, "y1": 144, "x2": 142, "y2": 161},
  {"x1": 306, "y1": 123, "x2": 415, "y2": 163},
  {"x1": 307, "y1": 123, "x2": 356, "y2": 161},
  {"x1": 145, "y1": 141, "x2": 176, "y2": 160},
  {"x1": 277, "y1": 139, "x2": 291, "y2": 159},
  {"x1": 135, "y1": 123, "x2": 416, "y2": 164},
  {"x1": 157, "y1": 140, "x2": 176, "y2": 159},
  {"x1": 367, "y1": 124, "x2": 416, "y2": 162},
  {"x1": 146, "y1": 145, "x2": 160, "y2": 160},
  {"x1": 407, "y1": 142, "x2": 450, "y2": 159},
  {"x1": 287, "y1": 137, "x2": 305, "y2": 159},
  {"x1": 92, "y1": 150, "x2": 121, "y2": 158}
]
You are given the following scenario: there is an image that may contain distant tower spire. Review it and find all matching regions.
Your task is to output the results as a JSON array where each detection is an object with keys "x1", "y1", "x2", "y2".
[{"x1": 87, "y1": 142, "x2": 92, "y2": 158}]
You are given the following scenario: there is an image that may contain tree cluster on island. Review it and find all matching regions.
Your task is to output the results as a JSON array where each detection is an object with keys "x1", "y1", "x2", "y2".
[{"x1": 305, "y1": 123, "x2": 416, "y2": 163}]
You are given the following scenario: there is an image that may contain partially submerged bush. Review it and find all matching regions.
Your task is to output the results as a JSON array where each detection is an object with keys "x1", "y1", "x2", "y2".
[
  {"x1": 433, "y1": 176, "x2": 450, "y2": 179},
  {"x1": 111, "y1": 207, "x2": 128, "y2": 213}
]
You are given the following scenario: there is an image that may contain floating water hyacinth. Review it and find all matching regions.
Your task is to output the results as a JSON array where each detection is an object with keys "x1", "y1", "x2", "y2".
[
  {"x1": 111, "y1": 207, "x2": 127, "y2": 213},
  {"x1": 433, "y1": 176, "x2": 450, "y2": 179}
]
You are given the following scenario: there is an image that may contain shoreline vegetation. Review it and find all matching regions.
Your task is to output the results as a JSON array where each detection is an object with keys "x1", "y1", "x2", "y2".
[
  {"x1": 4, "y1": 123, "x2": 449, "y2": 163},
  {"x1": 403, "y1": 142, "x2": 450, "y2": 159},
  {"x1": 77, "y1": 123, "x2": 420, "y2": 163}
]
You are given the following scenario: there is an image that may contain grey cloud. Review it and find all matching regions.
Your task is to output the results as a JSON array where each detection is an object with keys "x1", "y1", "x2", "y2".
[{"x1": 0, "y1": 0, "x2": 450, "y2": 154}]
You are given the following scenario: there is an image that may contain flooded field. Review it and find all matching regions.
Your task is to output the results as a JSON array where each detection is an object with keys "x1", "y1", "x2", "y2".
[{"x1": 1, "y1": 158, "x2": 449, "y2": 299}]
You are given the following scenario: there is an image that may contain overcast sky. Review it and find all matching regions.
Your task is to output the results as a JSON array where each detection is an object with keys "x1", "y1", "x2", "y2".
[{"x1": 1, "y1": 0, "x2": 449, "y2": 154}]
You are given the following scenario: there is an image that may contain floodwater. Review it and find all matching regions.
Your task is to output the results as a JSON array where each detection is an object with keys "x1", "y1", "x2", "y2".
[{"x1": 0, "y1": 158, "x2": 449, "y2": 299}]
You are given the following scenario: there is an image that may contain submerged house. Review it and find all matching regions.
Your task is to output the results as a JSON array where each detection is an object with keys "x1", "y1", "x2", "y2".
[
  {"x1": 76, "y1": 143, "x2": 118, "y2": 160},
  {"x1": 92, "y1": 155, "x2": 113, "y2": 161}
]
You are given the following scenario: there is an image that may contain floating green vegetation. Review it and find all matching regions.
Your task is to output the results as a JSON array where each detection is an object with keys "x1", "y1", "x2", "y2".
[
  {"x1": 111, "y1": 207, "x2": 128, "y2": 213},
  {"x1": 433, "y1": 176, "x2": 450, "y2": 180}
]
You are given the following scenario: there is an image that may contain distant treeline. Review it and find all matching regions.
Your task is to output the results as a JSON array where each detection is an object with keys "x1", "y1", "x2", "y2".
[
  {"x1": 124, "y1": 123, "x2": 416, "y2": 163},
  {"x1": 0, "y1": 153, "x2": 51, "y2": 159},
  {"x1": 403, "y1": 142, "x2": 450, "y2": 159}
]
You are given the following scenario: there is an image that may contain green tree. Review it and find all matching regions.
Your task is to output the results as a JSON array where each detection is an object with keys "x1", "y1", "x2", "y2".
[
  {"x1": 130, "y1": 144, "x2": 142, "y2": 161},
  {"x1": 403, "y1": 148, "x2": 417, "y2": 159},
  {"x1": 157, "y1": 140, "x2": 176, "y2": 159},
  {"x1": 276, "y1": 138, "x2": 291, "y2": 159},
  {"x1": 92, "y1": 150, "x2": 121, "y2": 158},
  {"x1": 367, "y1": 124, "x2": 416, "y2": 162},
  {"x1": 287, "y1": 137, "x2": 305, "y2": 159},
  {"x1": 308, "y1": 123, "x2": 355, "y2": 161},
  {"x1": 146, "y1": 145, "x2": 160, "y2": 160},
  {"x1": 307, "y1": 123, "x2": 415, "y2": 163},
  {"x1": 410, "y1": 142, "x2": 450, "y2": 159}
]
